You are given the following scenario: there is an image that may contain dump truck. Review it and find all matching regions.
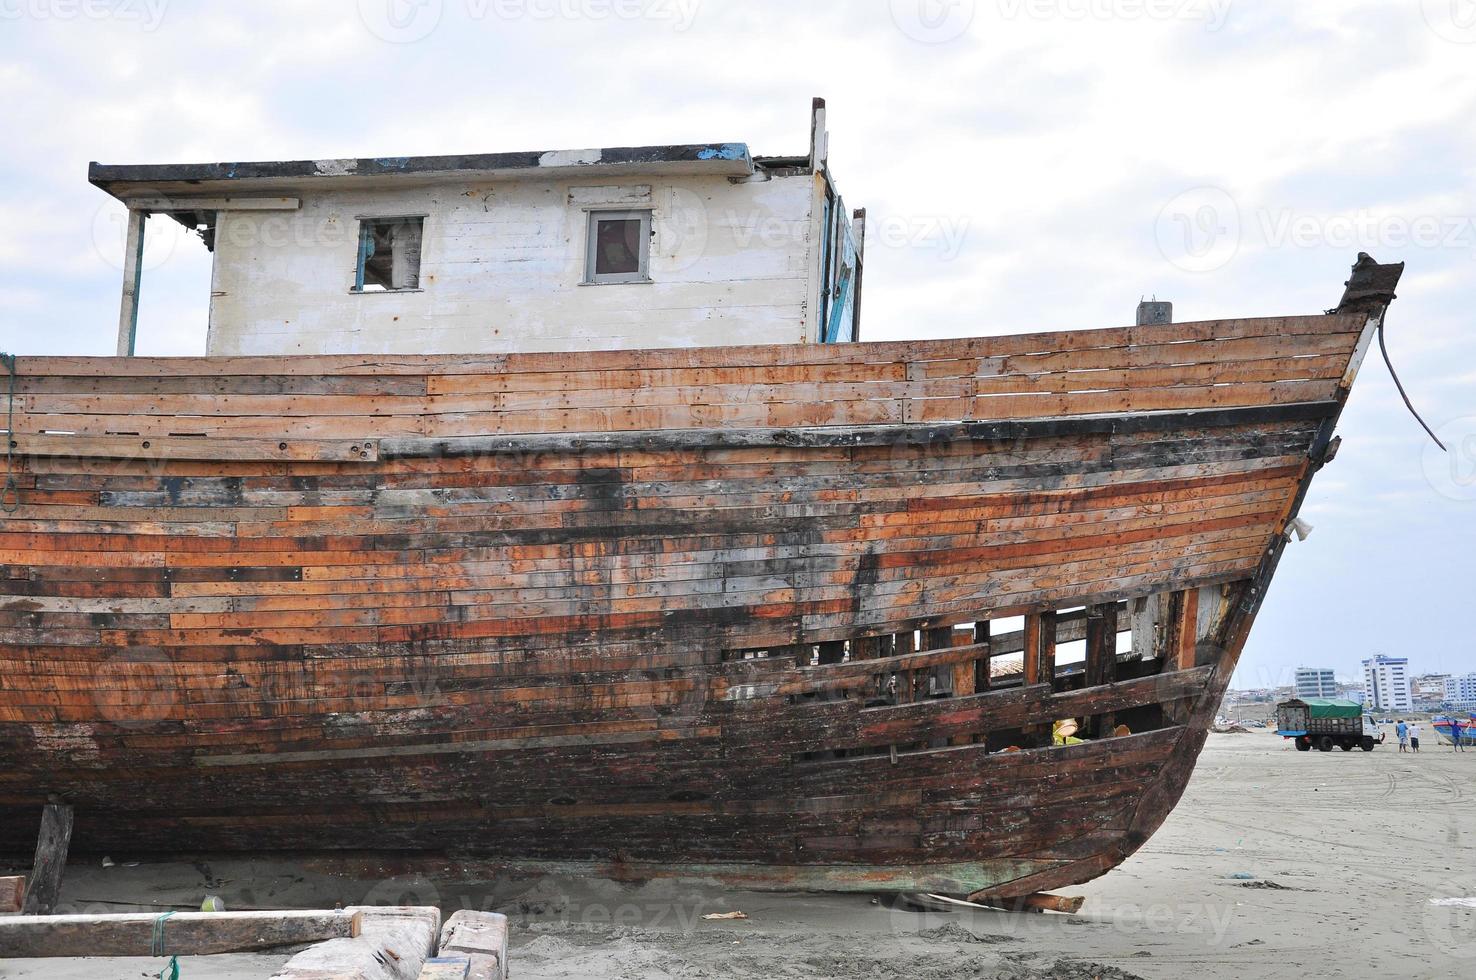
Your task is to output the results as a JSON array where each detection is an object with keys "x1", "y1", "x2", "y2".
[{"x1": 1275, "y1": 698, "x2": 1384, "y2": 752}]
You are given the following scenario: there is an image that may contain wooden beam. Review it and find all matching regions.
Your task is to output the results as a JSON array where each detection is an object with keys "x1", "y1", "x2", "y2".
[
  {"x1": 973, "y1": 620, "x2": 992, "y2": 692},
  {"x1": 22, "y1": 804, "x2": 72, "y2": 916},
  {"x1": 1035, "y1": 610, "x2": 1057, "y2": 688},
  {"x1": 1, "y1": 876, "x2": 23, "y2": 914},
  {"x1": 0, "y1": 909, "x2": 360, "y2": 958},
  {"x1": 1084, "y1": 603, "x2": 1119, "y2": 738},
  {"x1": 1174, "y1": 588, "x2": 1200, "y2": 671},
  {"x1": 976, "y1": 892, "x2": 1085, "y2": 914},
  {"x1": 115, "y1": 209, "x2": 146, "y2": 358},
  {"x1": 123, "y1": 196, "x2": 301, "y2": 212},
  {"x1": 438, "y1": 911, "x2": 509, "y2": 980}
]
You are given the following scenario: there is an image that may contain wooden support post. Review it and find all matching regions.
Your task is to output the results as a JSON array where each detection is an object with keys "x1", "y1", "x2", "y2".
[
  {"x1": 892, "y1": 630, "x2": 915, "y2": 704},
  {"x1": 922, "y1": 627, "x2": 951, "y2": 697},
  {"x1": 1173, "y1": 588, "x2": 1200, "y2": 672},
  {"x1": 22, "y1": 804, "x2": 72, "y2": 916},
  {"x1": 1085, "y1": 604, "x2": 1118, "y2": 739},
  {"x1": 1023, "y1": 611, "x2": 1057, "y2": 745},
  {"x1": 1, "y1": 876, "x2": 23, "y2": 914},
  {"x1": 116, "y1": 209, "x2": 147, "y2": 357},
  {"x1": 438, "y1": 911, "x2": 509, "y2": 980},
  {"x1": 1130, "y1": 593, "x2": 1164, "y2": 663},
  {"x1": 973, "y1": 620, "x2": 991, "y2": 693},
  {"x1": 0, "y1": 909, "x2": 360, "y2": 958}
]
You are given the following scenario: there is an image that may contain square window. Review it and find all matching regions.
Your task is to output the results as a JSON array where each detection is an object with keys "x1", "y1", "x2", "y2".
[
  {"x1": 354, "y1": 216, "x2": 424, "y2": 292},
  {"x1": 585, "y1": 210, "x2": 651, "y2": 284}
]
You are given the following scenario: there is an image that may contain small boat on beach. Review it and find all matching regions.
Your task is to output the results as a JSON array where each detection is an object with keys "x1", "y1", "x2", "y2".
[{"x1": 1432, "y1": 716, "x2": 1476, "y2": 746}]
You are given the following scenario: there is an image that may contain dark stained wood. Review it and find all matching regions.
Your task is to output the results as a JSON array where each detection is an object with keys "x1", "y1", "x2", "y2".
[
  {"x1": 0, "y1": 284, "x2": 1395, "y2": 900},
  {"x1": 1085, "y1": 604, "x2": 1119, "y2": 739},
  {"x1": 21, "y1": 804, "x2": 71, "y2": 916},
  {"x1": 0, "y1": 909, "x2": 360, "y2": 958}
]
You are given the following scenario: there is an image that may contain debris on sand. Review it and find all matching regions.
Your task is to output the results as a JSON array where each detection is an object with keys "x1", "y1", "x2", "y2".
[
  {"x1": 916, "y1": 922, "x2": 1017, "y2": 945},
  {"x1": 992, "y1": 962, "x2": 1148, "y2": 980}
]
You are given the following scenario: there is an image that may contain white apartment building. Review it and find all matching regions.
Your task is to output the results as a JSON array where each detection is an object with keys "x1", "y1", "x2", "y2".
[
  {"x1": 1446, "y1": 673, "x2": 1476, "y2": 709},
  {"x1": 1363, "y1": 655, "x2": 1412, "y2": 713},
  {"x1": 1294, "y1": 667, "x2": 1338, "y2": 700}
]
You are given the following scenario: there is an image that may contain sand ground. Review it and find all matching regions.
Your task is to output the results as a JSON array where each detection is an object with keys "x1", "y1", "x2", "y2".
[{"x1": 3, "y1": 730, "x2": 1474, "y2": 979}]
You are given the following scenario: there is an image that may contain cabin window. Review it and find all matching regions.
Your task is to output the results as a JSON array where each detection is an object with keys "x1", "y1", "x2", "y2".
[
  {"x1": 354, "y1": 216, "x2": 424, "y2": 292},
  {"x1": 584, "y1": 209, "x2": 651, "y2": 284}
]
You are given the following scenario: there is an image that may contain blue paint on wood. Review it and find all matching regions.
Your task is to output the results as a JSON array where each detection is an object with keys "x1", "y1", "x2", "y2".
[{"x1": 697, "y1": 143, "x2": 748, "y2": 161}]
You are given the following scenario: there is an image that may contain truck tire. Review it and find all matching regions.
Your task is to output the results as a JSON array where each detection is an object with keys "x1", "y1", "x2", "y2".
[
  {"x1": 1317, "y1": 736, "x2": 1334, "y2": 752},
  {"x1": 1295, "y1": 737, "x2": 1311, "y2": 752},
  {"x1": 1361, "y1": 736, "x2": 1376, "y2": 752},
  {"x1": 1340, "y1": 742, "x2": 1354, "y2": 751}
]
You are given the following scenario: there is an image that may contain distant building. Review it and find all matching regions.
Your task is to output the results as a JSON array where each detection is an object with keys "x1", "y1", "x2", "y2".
[
  {"x1": 1363, "y1": 655, "x2": 1412, "y2": 713},
  {"x1": 1294, "y1": 667, "x2": 1338, "y2": 699},
  {"x1": 1414, "y1": 673, "x2": 1453, "y2": 708},
  {"x1": 1446, "y1": 673, "x2": 1476, "y2": 710}
]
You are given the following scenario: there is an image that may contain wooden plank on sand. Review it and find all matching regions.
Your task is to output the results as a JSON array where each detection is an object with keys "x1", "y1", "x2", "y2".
[{"x1": 0, "y1": 909, "x2": 361, "y2": 958}]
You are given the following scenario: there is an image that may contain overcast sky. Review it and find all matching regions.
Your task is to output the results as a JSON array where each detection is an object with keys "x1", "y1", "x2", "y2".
[{"x1": 0, "y1": 0, "x2": 1472, "y2": 688}]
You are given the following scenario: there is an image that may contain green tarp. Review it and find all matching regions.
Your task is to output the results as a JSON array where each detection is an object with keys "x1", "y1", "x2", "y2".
[{"x1": 1301, "y1": 698, "x2": 1362, "y2": 719}]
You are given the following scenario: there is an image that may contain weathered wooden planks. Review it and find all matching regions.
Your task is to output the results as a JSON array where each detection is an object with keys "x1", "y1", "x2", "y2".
[
  {"x1": 0, "y1": 306, "x2": 1375, "y2": 899},
  {"x1": 0, "y1": 875, "x2": 23, "y2": 913},
  {"x1": 7, "y1": 315, "x2": 1362, "y2": 459},
  {"x1": 0, "y1": 909, "x2": 361, "y2": 958}
]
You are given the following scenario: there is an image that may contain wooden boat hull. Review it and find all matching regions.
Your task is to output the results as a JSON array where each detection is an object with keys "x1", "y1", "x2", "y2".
[{"x1": 0, "y1": 258, "x2": 1400, "y2": 899}]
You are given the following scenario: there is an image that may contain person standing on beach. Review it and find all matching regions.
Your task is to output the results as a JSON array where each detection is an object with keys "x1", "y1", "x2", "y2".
[
  {"x1": 1453, "y1": 719, "x2": 1466, "y2": 752},
  {"x1": 1409, "y1": 722, "x2": 1421, "y2": 753},
  {"x1": 1396, "y1": 720, "x2": 1408, "y2": 753}
]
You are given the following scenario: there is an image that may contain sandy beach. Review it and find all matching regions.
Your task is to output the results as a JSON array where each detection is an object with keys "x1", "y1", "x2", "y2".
[{"x1": 4, "y1": 730, "x2": 1472, "y2": 979}]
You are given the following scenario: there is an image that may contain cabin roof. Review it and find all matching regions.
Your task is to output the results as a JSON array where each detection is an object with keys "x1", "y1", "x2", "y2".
[{"x1": 88, "y1": 142, "x2": 758, "y2": 198}]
